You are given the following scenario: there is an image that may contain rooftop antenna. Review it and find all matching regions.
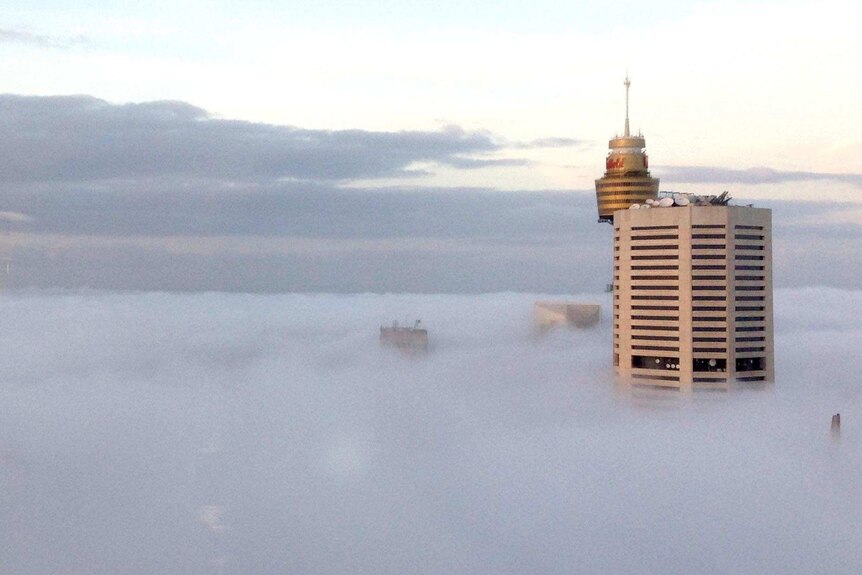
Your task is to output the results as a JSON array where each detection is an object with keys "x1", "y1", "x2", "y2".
[{"x1": 624, "y1": 72, "x2": 631, "y2": 138}]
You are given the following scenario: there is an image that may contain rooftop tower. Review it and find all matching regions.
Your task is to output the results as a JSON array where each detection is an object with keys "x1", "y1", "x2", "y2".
[{"x1": 594, "y1": 75, "x2": 659, "y2": 223}]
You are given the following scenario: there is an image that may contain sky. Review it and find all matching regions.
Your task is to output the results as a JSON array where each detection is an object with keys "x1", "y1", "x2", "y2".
[
  {"x1": 2, "y1": 289, "x2": 861, "y2": 574},
  {"x1": 1, "y1": 0, "x2": 861, "y2": 292}
]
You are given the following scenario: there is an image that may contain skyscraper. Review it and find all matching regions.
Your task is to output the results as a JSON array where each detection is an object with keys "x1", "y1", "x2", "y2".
[
  {"x1": 612, "y1": 202, "x2": 774, "y2": 391},
  {"x1": 598, "y1": 77, "x2": 775, "y2": 391},
  {"x1": 594, "y1": 76, "x2": 659, "y2": 223}
]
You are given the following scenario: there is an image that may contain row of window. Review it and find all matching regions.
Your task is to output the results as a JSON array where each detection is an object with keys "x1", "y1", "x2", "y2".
[
  {"x1": 734, "y1": 234, "x2": 764, "y2": 240},
  {"x1": 631, "y1": 235, "x2": 679, "y2": 241},
  {"x1": 633, "y1": 345, "x2": 680, "y2": 351},
  {"x1": 621, "y1": 274, "x2": 763, "y2": 283},
  {"x1": 735, "y1": 225, "x2": 764, "y2": 231},
  {"x1": 631, "y1": 275, "x2": 679, "y2": 280},
  {"x1": 735, "y1": 254, "x2": 764, "y2": 261},
  {"x1": 631, "y1": 244, "x2": 679, "y2": 251},
  {"x1": 632, "y1": 255, "x2": 680, "y2": 261},
  {"x1": 632, "y1": 334, "x2": 679, "y2": 341},
  {"x1": 632, "y1": 285, "x2": 680, "y2": 291},
  {"x1": 632, "y1": 295, "x2": 678, "y2": 301}
]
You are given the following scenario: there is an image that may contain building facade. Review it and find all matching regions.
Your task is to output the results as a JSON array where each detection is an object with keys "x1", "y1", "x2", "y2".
[{"x1": 613, "y1": 204, "x2": 774, "y2": 391}]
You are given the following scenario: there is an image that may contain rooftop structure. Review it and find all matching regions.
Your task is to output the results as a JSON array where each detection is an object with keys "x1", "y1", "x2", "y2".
[
  {"x1": 380, "y1": 320, "x2": 429, "y2": 353},
  {"x1": 534, "y1": 302, "x2": 600, "y2": 332},
  {"x1": 594, "y1": 76, "x2": 659, "y2": 223}
]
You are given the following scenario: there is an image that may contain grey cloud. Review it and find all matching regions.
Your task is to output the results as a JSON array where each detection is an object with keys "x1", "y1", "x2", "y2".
[
  {"x1": 0, "y1": 181, "x2": 593, "y2": 240},
  {"x1": 0, "y1": 27, "x2": 86, "y2": 49},
  {"x1": 439, "y1": 156, "x2": 530, "y2": 169},
  {"x1": 2, "y1": 93, "x2": 861, "y2": 294},
  {"x1": 0, "y1": 96, "x2": 513, "y2": 183},
  {"x1": 0, "y1": 210, "x2": 32, "y2": 222},
  {"x1": 3, "y1": 184, "x2": 862, "y2": 293},
  {"x1": 0, "y1": 185, "x2": 609, "y2": 293},
  {"x1": 658, "y1": 165, "x2": 862, "y2": 187}
]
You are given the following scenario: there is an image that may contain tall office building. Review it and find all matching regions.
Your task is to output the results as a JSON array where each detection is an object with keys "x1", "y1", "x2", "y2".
[
  {"x1": 612, "y1": 201, "x2": 774, "y2": 391},
  {"x1": 594, "y1": 76, "x2": 659, "y2": 223}
]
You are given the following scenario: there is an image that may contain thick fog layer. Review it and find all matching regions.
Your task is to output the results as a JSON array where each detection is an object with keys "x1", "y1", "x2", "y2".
[{"x1": 1, "y1": 289, "x2": 860, "y2": 574}]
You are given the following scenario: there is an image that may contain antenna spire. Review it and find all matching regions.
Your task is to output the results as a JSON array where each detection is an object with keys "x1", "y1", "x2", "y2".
[{"x1": 624, "y1": 73, "x2": 631, "y2": 137}]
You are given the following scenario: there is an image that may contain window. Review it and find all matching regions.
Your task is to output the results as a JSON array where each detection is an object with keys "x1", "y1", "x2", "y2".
[
  {"x1": 736, "y1": 357, "x2": 764, "y2": 372},
  {"x1": 694, "y1": 358, "x2": 727, "y2": 372},
  {"x1": 631, "y1": 245, "x2": 679, "y2": 251},
  {"x1": 631, "y1": 235, "x2": 678, "y2": 241},
  {"x1": 735, "y1": 265, "x2": 764, "y2": 271},
  {"x1": 632, "y1": 355, "x2": 680, "y2": 370},
  {"x1": 692, "y1": 265, "x2": 726, "y2": 270},
  {"x1": 633, "y1": 345, "x2": 680, "y2": 352},
  {"x1": 632, "y1": 255, "x2": 680, "y2": 260}
]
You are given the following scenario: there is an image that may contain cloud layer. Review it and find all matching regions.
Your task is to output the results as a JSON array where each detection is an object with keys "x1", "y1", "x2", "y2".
[
  {"x1": 0, "y1": 96, "x2": 512, "y2": 183},
  {"x1": 1, "y1": 94, "x2": 861, "y2": 294},
  {"x1": 659, "y1": 165, "x2": 862, "y2": 188},
  {"x1": 1, "y1": 289, "x2": 860, "y2": 574}
]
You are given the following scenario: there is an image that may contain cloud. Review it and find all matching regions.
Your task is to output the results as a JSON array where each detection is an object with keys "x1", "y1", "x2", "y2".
[
  {"x1": 658, "y1": 165, "x2": 862, "y2": 188},
  {"x1": 0, "y1": 289, "x2": 860, "y2": 574},
  {"x1": 0, "y1": 210, "x2": 32, "y2": 223},
  {"x1": 0, "y1": 27, "x2": 86, "y2": 49},
  {"x1": 512, "y1": 137, "x2": 589, "y2": 149},
  {"x1": 0, "y1": 96, "x2": 516, "y2": 184},
  {"x1": 1, "y1": 185, "x2": 862, "y2": 293},
  {"x1": 0, "y1": 186, "x2": 607, "y2": 293},
  {"x1": 511, "y1": 136, "x2": 587, "y2": 149},
  {"x1": 1, "y1": 94, "x2": 860, "y2": 294}
]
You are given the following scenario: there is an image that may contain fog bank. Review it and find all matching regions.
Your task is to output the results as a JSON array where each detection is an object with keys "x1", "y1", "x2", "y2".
[{"x1": 1, "y1": 289, "x2": 860, "y2": 574}]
